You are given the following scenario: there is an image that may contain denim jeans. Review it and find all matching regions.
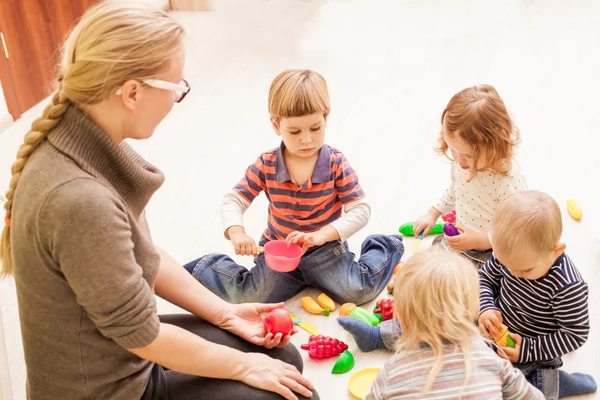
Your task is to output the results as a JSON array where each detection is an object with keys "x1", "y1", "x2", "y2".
[
  {"x1": 184, "y1": 234, "x2": 404, "y2": 304},
  {"x1": 514, "y1": 359, "x2": 597, "y2": 400}
]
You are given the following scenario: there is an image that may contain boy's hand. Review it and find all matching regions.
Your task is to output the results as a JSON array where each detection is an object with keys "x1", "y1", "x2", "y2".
[
  {"x1": 445, "y1": 225, "x2": 487, "y2": 251},
  {"x1": 286, "y1": 230, "x2": 328, "y2": 253},
  {"x1": 229, "y1": 229, "x2": 258, "y2": 256},
  {"x1": 478, "y1": 309, "x2": 503, "y2": 338},
  {"x1": 499, "y1": 333, "x2": 522, "y2": 363}
]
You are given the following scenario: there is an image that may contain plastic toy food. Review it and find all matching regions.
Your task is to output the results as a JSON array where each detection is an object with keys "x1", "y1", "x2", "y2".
[
  {"x1": 339, "y1": 303, "x2": 357, "y2": 316},
  {"x1": 393, "y1": 262, "x2": 403, "y2": 275},
  {"x1": 331, "y1": 350, "x2": 355, "y2": 374},
  {"x1": 301, "y1": 296, "x2": 330, "y2": 316},
  {"x1": 288, "y1": 311, "x2": 319, "y2": 335},
  {"x1": 259, "y1": 240, "x2": 303, "y2": 272},
  {"x1": 300, "y1": 335, "x2": 349, "y2": 360},
  {"x1": 566, "y1": 199, "x2": 582, "y2": 220},
  {"x1": 492, "y1": 324, "x2": 516, "y2": 348},
  {"x1": 263, "y1": 308, "x2": 294, "y2": 336},
  {"x1": 349, "y1": 307, "x2": 380, "y2": 326},
  {"x1": 443, "y1": 223, "x2": 460, "y2": 237},
  {"x1": 442, "y1": 210, "x2": 456, "y2": 223},
  {"x1": 387, "y1": 275, "x2": 396, "y2": 294},
  {"x1": 373, "y1": 299, "x2": 394, "y2": 321},
  {"x1": 399, "y1": 221, "x2": 444, "y2": 236},
  {"x1": 317, "y1": 293, "x2": 336, "y2": 312}
]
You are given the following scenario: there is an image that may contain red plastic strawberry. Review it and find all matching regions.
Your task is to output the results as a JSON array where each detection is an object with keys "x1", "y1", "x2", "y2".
[
  {"x1": 373, "y1": 299, "x2": 394, "y2": 321},
  {"x1": 300, "y1": 335, "x2": 349, "y2": 360}
]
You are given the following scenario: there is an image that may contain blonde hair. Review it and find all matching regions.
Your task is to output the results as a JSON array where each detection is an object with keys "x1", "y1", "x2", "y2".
[
  {"x1": 0, "y1": 0, "x2": 184, "y2": 277},
  {"x1": 492, "y1": 190, "x2": 562, "y2": 256},
  {"x1": 393, "y1": 248, "x2": 481, "y2": 394},
  {"x1": 436, "y1": 85, "x2": 520, "y2": 181},
  {"x1": 268, "y1": 69, "x2": 330, "y2": 123}
]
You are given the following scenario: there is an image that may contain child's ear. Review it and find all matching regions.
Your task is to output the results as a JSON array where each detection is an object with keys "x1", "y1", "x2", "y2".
[
  {"x1": 553, "y1": 242, "x2": 566, "y2": 257},
  {"x1": 270, "y1": 117, "x2": 281, "y2": 136}
]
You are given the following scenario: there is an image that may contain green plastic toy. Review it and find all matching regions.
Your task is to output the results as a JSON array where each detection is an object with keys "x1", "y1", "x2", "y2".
[
  {"x1": 331, "y1": 350, "x2": 355, "y2": 374},
  {"x1": 349, "y1": 307, "x2": 380, "y2": 326},
  {"x1": 372, "y1": 305, "x2": 383, "y2": 322},
  {"x1": 398, "y1": 221, "x2": 444, "y2": 236}
]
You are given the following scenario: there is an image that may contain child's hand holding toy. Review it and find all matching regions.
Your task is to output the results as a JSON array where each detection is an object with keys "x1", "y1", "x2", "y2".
[{"x1": 445, "y1": 224, "x2": 490, "y2": 251}]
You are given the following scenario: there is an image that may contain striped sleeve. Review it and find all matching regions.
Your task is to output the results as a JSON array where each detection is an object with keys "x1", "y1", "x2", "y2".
[
  {"x1": 498, "y1": 357, "x2": 545, "y2": 399},
  {"x1": 334, "y1": 153, "x2": 365, "y2": 204},
  {"x1": 364, "y1": 363, "x2": 389, "y2": 400},
  {"x1": 479, "y1": 256, "x2": 503, "y2": 315},
  {"x1": 519, "y1": 281, "x2": 590, "y2": 363},
  {"x1": 232, "y1": 155, "x2": 267, "y2": 202}
]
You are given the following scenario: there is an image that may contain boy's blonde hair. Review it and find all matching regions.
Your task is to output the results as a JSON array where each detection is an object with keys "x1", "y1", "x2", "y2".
[
  {"x1": 268, "y1": 69, "x2": 330, "y2": 123},
  {"x1": 1, "y1": 0, "x2": 184, "y2": 277},
  {"x1": 436, "y1": 85, "x2": 520, "y2": 181},
  {"x1": 394, "y1": 248, "x2": 481, "y2": 393},
  {"x1": 492, "y1": 190, "x2": 562, "y2": 256}
]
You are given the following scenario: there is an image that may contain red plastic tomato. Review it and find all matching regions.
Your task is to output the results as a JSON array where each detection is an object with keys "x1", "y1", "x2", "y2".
[{"x1": 264, "y1": 308, "x2": 294, "y2": 336}]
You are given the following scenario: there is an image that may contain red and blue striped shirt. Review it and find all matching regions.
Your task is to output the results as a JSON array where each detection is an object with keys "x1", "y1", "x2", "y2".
[{"x1": 233, "y1": 143, "x2": 365, "y2": 240}]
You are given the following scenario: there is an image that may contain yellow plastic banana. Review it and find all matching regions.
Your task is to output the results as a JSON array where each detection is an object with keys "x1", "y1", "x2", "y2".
[
  {"x1": 317, "y1": 293, "x2": 336, "y2": 312},
  {"x1": 301, "y1": 296, "x2": 330, "y2": 316},
  {"x1": 567, "y1": 199, "x2": 582, "y2": 220}
]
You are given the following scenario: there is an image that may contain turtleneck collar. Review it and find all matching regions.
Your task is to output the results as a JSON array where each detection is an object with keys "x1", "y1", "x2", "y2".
[{"x1": 46, "y1": 105, "x2": 165, "y2": 218}]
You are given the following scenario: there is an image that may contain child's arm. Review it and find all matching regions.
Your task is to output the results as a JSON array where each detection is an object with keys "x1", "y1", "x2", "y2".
[
  {"x1": 498, "y1": 357, "x2": 545, "y2": 399},
  {"x1": 518, "y1": 281, "x2": 590, "y2": 363},
  {"x1": 329, "y1": 200, "x2": 370, "y2": 242}
]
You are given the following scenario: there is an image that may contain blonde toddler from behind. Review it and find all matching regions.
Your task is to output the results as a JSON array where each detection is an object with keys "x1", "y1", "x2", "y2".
[{"x1": 366, "y1": 248, "x2": 543, "y2": 399}]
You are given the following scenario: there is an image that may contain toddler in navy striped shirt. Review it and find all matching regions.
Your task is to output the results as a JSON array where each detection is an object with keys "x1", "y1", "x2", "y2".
[{"x1": 478, "y1": 190, "x2": 596, "y2": 400}]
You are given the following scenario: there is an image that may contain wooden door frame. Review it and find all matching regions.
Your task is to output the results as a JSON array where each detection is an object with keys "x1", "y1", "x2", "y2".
[{"x1": 0, "y1": 31, "x2": 21, "y2": 121}]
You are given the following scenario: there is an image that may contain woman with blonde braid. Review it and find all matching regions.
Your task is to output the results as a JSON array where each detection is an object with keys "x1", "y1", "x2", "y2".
[{"x1": 0, "y1": 2, "x2": 317, "y2": 400}]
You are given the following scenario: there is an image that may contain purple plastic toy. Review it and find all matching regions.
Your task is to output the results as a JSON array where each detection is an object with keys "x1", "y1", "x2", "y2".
[{"x1": 443, "y1": 223, "x2": 460, "y2": 237}]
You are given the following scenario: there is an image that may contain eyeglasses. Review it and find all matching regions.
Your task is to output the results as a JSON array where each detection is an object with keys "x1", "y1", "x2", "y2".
[{"x1": 116, "y1": 79, "x2": 191, "y2": 103}]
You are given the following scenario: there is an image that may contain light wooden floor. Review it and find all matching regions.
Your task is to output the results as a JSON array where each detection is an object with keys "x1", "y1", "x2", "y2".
[{"x1": 1, "y1": 1, "x2": 599, "y2": 399}]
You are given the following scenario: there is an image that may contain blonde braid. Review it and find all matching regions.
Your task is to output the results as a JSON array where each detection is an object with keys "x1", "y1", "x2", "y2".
[{"x1": 0, "y1": 91, "x2": 71, "y2": 277}]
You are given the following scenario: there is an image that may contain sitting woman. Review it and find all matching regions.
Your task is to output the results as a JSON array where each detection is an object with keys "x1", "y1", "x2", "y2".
[{"x1": 0, "y1": 1, "x2": 317, "y2": 400}]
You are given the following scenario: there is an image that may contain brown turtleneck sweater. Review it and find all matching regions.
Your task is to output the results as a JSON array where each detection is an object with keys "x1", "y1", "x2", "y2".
[{"x1": 11, "y1": 106, "x2": 165, "y2": 399}]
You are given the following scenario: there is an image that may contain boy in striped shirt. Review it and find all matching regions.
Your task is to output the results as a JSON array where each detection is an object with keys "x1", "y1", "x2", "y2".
[
  {"x1": 184, "y1": 70, "x2": 404, "y2": 305},
  {"x1": 478, "y1": 190, "x2": 597, "y2": 399}
]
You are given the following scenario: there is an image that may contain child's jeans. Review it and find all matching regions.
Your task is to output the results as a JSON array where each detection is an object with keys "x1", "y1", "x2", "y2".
[
  {"x1": 184, "y1": 234, "x2": 404, "y2": 304},
  {"x1": 514, "y1": 359, "x2": 597, "y2": 400}
]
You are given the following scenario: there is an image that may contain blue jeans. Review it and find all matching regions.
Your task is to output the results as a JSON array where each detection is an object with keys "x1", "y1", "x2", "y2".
[
  {"x1": 514, "y1": 359, "x2": 597, "y2": 400},
  {"x1": 184, "y1": 234, "x2": 404, "y2": 304}
]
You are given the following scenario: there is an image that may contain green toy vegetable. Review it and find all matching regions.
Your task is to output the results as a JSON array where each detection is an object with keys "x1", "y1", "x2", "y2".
[
  {"x1": 349, "y1": 307, "x2": 380, "y2": 326},
  {"x1": 331, "y1": 350, "x2": 355, "y2": 374},
  {"x1": 398, "y1": 222, "x2": 444, "y2": 236}
]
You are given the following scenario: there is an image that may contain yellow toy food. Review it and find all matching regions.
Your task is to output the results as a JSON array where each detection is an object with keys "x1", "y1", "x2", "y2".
[
  {"x1": 301, "y1": 296, "x2": 330, "y2": 316},
  {"x1": 317, "y1": 293, "x2": 336, "y2": 312},
  {"x1": 567, "y1": 199, "x2": 582, "y2": 220},
  {"x1": 339, "y1": 303, "x2": 357, "y2": 316}
]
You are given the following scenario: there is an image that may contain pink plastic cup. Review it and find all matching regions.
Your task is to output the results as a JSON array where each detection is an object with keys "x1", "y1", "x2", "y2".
[{"x1": 261, "y1": 240, "x2": 303, "y2": 272}]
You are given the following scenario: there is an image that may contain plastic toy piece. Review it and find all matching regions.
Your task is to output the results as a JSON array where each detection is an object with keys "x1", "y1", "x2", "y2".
[
  {"x1": 317, "y1": 293, "x2": 336, "y2": 312},
  {"x1": 300, "y1": 335, "x2": 349, "y2": 360},
  {"x1": 331, "y1": 350, "x2": 355, "y2": 374},
  {"x1": 492, "y1": 324, "x2": 516, "y2": 348},
  {"x1": 399, "y1": 222, "x2": 444, "y2": 236},
  {"x1": 566, "y1": 199, "x2": 582, "y2": 221},
  {"x1": 373, "y1": 299, "x2": 394, "y2": 321},
  {"x1": 442, "y1": 210, "x2": 456, "y2": 223},
  {"x1": 372, "y1": 305, "x2": 383, "y2": 322},
  {"x1": 258, "y1": 240, "x2": 303, "y2": 272},
  {"x1": 339, "y1": 303, "x2": 357, "y2": 317},
  {"x1": 301, "y1": 296, "x2": 330, "y2": 316},
  {"x1": 348, "y1": 368, "x2": 381, "y2": 399},
  {"x1": 443, "y1": 223, "x2": 460, "y2": 237},
  {"x1": 264, "y1": 308, "x2": 294, "y2": 336},
  {"x1": 289, "y1": 312, "x2": 319, "y2": 335},
  {"x1": 412, "y1": 229, "x2": 424, "y2": 254},
  {"x1": 387, "y1": 275, "x2": 396, "y2": 294},
  {"x1": 349, "y1": 307, "x2": 380, "y2": 326},
  {"x1": 393, "y1": 262, "x2": 403, "y2": 275}
]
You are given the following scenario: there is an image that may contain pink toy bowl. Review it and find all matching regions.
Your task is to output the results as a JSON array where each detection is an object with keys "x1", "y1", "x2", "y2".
[{"x1": 262, "y1": 240, "x2": 303, "y2": 272}]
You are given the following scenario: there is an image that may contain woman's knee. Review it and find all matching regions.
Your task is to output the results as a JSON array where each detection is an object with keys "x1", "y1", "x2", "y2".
[{"x1": 268, "y1": 344, "x2": 304, "y2": 373}]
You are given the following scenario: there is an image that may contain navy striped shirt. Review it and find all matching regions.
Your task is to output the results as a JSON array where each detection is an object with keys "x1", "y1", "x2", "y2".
[{"x1": 479, "y1": 253, "x2": 589, "y2": 363}]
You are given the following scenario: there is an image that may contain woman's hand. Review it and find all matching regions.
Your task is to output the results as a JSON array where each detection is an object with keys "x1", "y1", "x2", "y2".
[
  {"x1": 238, "y1": 353, "x2": 314, "y2": 400},
  {"x1": 216, "y1": 302, "x2": 297, "y2": 348}
]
